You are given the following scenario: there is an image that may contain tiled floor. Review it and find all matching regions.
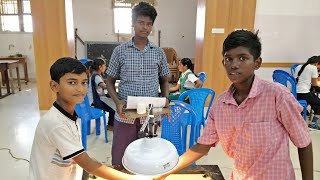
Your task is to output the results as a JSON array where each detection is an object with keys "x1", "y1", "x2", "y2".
[{"x1": 0, "y1": 82, "x2": 319, "y2": 179}]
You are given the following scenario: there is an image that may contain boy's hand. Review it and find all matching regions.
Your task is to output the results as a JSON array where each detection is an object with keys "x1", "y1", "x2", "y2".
[
  {"x1": 153, "y1": 174, "x2": 169, "y2": 180},
  {"x1": 165, "y1": 98, "x2": 170, "y2": 108},
  {"x1": 161, "y1": 113, "x2": 170, "y2": 122},
  {"x1": 162, "y1": 98, "x2": 170, "y2": 122},
  {"x1": 116, "y1": 100, "x2": 127, "y2": 118}
]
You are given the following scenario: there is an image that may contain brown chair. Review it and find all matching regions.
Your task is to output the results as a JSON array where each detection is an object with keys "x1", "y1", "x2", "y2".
[{"x1": 162, "y1": 47, "x2": 179, "y2": 83}]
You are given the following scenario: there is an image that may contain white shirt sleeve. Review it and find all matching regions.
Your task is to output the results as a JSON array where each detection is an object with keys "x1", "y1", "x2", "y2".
[
  {"x1": 50, "y1": 126, "x2": 84, "y2": 160},
  {"x1": 311, "y1": 66, "x2": 318, "y2": 78},
  {"x1": 95, "y1": 75, "x2": 104, "y2": 86},
  {"x1": 94, "y1": 75, "x2": 106, "y2": 95},
  {"x1": 187, "y1": 73, "x2": 199, "y2": 83},
  {"x1": 177, "y1": 78, "x2": 181, "y2": 85}
]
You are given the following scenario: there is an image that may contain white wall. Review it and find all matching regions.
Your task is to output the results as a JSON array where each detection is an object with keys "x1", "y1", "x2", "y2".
[
  {"x1": 254, "y1": 0, "x2": 320, "y2": 82},
  {"x1": 0, "y1": 1, "x2": 197, "y2": 80},
  {"x1": 73, "y1": 0, "x2": 197, "y2": 59},
  {"x1": 0, "y1": 33, "x2": 36, "y2": 79},
  {"x1": 255, "y1": 0, "x2": 320, "y2": 62},
  {"x1": 2, "y1": 0, "x2": 319, "y2": 82}
]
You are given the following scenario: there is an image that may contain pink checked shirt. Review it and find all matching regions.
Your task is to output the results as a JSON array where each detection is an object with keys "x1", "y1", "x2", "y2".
[{"x1": 197, "y1": 76, "x2": 311, "y2": 180}]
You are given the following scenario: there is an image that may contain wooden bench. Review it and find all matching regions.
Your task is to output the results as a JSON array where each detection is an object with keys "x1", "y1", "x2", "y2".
[{"x1": 0, "y1": 56, "x2": 29, "y2": 84}]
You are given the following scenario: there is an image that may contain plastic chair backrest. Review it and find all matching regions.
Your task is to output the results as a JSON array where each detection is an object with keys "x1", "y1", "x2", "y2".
[
  {"x1": 272, "y1": 69, "x2": 297, "y2": 98},
  {"x1": 75, "y1": 94, "x2": 92, "y2": 120},
  {"x1": 198, "y1": 72, "x2": 206, "y2": 87},
  {"x1": 161, "y1": 101, "x2": 197, "y2": 155},
  {"x1": 79, "y1": 58, "x2": 89, "y2": 64},
  {"x1": 290, "y1": 64, "x2": 300, "y2": 76},
  {"x1": 178, "y1": 88, "x2": 215, "y2": 123}
]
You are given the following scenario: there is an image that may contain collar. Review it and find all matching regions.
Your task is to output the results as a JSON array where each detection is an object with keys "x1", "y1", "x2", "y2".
[
  {"x1": 53, "y1": 102, "x2": 78, "y2": 121},
  {"x1": 181, "y1": 69, "x2": 192, "y2": 78},
  {"x1": 222, "y1": 75, "x2": 261, "y2": 104},
  {"x1": 127, "y1": 37, "x2": 155, "y2": 49}
]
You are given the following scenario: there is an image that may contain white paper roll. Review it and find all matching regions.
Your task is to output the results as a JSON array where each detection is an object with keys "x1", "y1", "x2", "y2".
[{"x1": 137, "y1": 103, "x2": 146, "y2": 114}]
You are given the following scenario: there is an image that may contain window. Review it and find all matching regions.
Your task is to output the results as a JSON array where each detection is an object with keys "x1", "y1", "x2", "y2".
[
  {"x1": 113, "y1": 2, "x2": 133, "y2": 34},
  {"x1": 0, "y1": 0, "x2": 32, "y2": 32},
  {"x1": 112, "y1": 0, "x2": 156, "y2": 34}
]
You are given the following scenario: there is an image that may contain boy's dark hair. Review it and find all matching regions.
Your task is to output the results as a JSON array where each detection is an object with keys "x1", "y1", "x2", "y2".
[
  {"x1": 222, "y1": 30, "x2": 261, "y2": 60},
  {"x1": 180, "y1": 58, "x2": 194, "y2": 73},
  {"x1": 132, "y1": 2, "x2": 157, "y2": 24},
  {"x1": 50, "y1": 57, "x2": 87, "y2": 83},
  {"x1": 296, "y1": 56, "x2": 320, "y2": 83},
  {"x1": 91, "y1": 58, "x2": 106, "y2": 71}
]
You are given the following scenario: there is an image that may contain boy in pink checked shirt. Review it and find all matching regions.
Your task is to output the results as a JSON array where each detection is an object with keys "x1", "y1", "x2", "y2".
[{"x1": 155, "y1": 30, "x2": 313, "y2": 180}]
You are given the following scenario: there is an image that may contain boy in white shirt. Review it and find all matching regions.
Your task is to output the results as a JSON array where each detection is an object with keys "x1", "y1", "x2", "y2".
[{"x1": 29, "y1": 57, "x2": 148, "y2": 180}]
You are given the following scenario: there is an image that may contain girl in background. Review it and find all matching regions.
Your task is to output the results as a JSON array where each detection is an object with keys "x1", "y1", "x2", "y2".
[
  {"x1": 169, "y1": 58, "x2": 202, "y2": 101},
  {"x1": 296, "y1": 55, "x2": 320, "y2": 129},
  {"x1": 90, "y1": 58, "x2": 115, "y2": 130}
]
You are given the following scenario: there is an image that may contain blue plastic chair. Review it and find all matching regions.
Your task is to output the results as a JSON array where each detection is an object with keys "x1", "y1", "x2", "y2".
[
  {"x1": 178, "y1": 88, "x2": 215, "y2": 142},
  {"x1": 75, "y1": 94, "x2": 108, "y2": 150},
  {"x1": 290, "y1": 64, "x2": 300, "y2": 76},
  {"x1": 79, "y1": 58, "x2": 89, "y2": 64},
  {"x1": 272, "y1": 70, "x2": 307, "y2": 120},
  {"x1": 198, "y1": 72, "x2": 207, "y2": 88},
  {"x1": 161, "y1": 101, "x2": 198, "y2": 156}
]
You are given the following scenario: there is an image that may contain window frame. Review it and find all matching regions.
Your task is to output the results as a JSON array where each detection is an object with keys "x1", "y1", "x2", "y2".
[
  {"x1": 112, "y1": 0, "x2": 156, "y2": 35},
  {"x1": 0, "y1": 0, "x2": 32, "y2": 32}
]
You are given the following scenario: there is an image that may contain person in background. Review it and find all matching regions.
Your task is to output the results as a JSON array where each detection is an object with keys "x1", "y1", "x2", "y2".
[
  {"x1": 295, "y1": 55, "x2": 320, "y2": 129},
  {"x1": 155, "y1": 30, "x2": 313, "y2": 180},
  {"x1": 168, "y1": 58, "x2": 202, "y2": 101},
  {"x1": 89, "y1": 58, "x2": 115, "y2": 130},
  {"x1": 29, "y1": 57, "x2": 150, "y2": 180}
]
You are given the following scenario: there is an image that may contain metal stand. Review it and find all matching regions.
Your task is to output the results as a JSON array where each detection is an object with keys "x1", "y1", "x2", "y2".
[{"x1": 138, "y1": 104, "x2": 159, "y2": 138}]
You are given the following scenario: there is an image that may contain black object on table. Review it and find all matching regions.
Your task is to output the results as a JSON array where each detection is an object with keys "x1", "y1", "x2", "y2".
[{"x1": 175, "y1": 165, "x2": 225, "y2": 180}]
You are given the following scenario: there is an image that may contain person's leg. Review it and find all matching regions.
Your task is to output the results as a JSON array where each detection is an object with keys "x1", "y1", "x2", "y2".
[
  {"x1": 111, "y1": 119, "x2": 139, "y2": 170},
  {"x1": 298, "y1": 93, "x2": 320, "y2": 129},
  {"x1": 101, "y1": 97, "x2": 116, "y2": 127},
  {"x1": 103, "y1": 103, "x2": 115, "y2": 126}
]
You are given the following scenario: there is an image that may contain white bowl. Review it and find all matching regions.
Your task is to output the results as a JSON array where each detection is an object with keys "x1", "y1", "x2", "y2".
[{"x1": 122, "y1": 137, "x2": 179, "y2": 176}]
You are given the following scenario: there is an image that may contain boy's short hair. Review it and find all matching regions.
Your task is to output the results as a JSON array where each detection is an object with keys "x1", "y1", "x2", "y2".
[
  {"x1": 50, "y1": 57, "x2": 87, "y2": 83},
  {"x1": 132, "y1": 2, "x2": 157, "y2": 24},
  {"x1": 222, "y1": 30, "x2": 261, "y2": 59}
]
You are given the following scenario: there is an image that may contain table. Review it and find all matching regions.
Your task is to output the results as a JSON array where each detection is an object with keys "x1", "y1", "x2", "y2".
[
  {"x1": 114, "y1": 165, "x2": 224, "y2": 180},
  {"x1": 0, "y1": 63, "x2": 10, "y2": 99},
  {"x1": 0, "y1": 56, "x2": 29, "y2": 84},
  {"x1": 0, "y1": 60, "x2": 21, "y2": 94}
]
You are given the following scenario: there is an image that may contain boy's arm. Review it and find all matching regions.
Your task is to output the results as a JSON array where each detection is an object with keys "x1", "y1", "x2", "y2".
[
  {"x1": 105, "y1": 76, "x2": 118, "y2": 102},
  {"x1": 298, "y1": 143, "x2": 313, "y2": 180},
  {"x1": 73, "y1": 152, "x2": 146, "y2": 180},
  {"x1": 275, "y1": 85, "x2": 313, "y2": 179},
  {"x1": 159, "y1": 75, "x2": 170, "y2": 107},
  {"x1": 106, "y1": 76, "x2": 126, "y2": 117},
  {"x1": 154, "y1": 143, "x2": 211, "y2": 180}
]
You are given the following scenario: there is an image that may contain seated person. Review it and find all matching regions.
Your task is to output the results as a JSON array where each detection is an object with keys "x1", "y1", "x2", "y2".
[
  {"x1": 29, "y1": 57, "x2": 146, "y2": 180},
  {"x1": 168, "y1": 58, "x2": 202, "y2": 101},
  {"x1": 89, "y1": 58, "x2": 116, "y2": 130},
  {"x1": 296, "y1": 55, "x2": 320, "y2": 129}
]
